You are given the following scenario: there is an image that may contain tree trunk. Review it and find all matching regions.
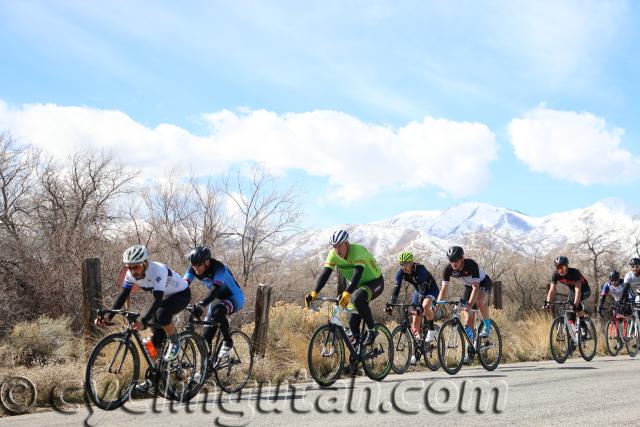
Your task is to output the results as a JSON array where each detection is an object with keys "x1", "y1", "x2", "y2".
[{"x1": 252, "y1": 283, "x2": 272, "y2": 356}]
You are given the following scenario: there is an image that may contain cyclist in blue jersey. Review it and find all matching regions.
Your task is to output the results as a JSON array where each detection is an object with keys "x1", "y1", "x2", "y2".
[
  {"x1": 386, "y1": 251, "x2": 439, "y2": 344},
  {"x1": 185, "y1": 246, "x2": 245, "y2": 359}
]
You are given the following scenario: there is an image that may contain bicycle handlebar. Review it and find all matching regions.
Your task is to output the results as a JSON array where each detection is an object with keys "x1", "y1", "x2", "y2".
[{"x1": 96, "y1": 307, "x2": 140, "y2": 323}]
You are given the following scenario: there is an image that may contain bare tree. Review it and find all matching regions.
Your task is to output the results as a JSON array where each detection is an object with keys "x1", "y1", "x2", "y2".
[
  {"x1": 223, "y1": 165, "x2": 300, "y2": 287},
  {"x1": 576, "y1": 224, "x2": 619, "y2": 312}
]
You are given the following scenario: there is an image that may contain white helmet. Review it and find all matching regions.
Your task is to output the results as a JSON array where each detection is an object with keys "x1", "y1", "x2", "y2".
[
  {"x1": 122, "y1": 245, "x2": 149, "y2": 264},
  {"x1": 329, "y1": 229, "x2": 349, "y2": 245}
]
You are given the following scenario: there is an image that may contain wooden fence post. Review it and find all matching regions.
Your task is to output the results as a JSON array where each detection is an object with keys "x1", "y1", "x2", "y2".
[
  {"x1": 252, "y1": 283, "x2": 272, "y2": 356},
  {"x1": 82, "y1": 258, "x2": 103, "y2": 356},
  {"x1": 493, "y1": 281, "x2": 502, "y2": 309}
]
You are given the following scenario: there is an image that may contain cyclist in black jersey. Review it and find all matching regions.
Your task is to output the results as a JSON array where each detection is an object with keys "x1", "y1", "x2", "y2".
[{"x1": 544, "y1": 256, "x2": 591, "y2": 335}]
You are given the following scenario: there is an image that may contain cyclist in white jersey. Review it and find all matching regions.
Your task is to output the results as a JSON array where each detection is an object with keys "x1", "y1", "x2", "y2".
[
  {"x1": 623, "y1": 257, "x2": 640, "y2": 304},
  {"x1": 95, "y1": 245, "x2": 190, "y2": 376}
]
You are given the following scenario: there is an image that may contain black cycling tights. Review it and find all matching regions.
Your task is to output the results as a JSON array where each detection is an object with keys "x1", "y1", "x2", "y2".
[
  {"x1": 203, "y1": 300, "x2": 231, "y2": 348},
  {"x1": 348, "y1": 276, "x2": 384, "y2": 336}
]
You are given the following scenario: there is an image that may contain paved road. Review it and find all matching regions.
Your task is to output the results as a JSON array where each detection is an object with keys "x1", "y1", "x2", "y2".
[{"x1": 3, "y1": 356, "x2": 640, "y2": 426}]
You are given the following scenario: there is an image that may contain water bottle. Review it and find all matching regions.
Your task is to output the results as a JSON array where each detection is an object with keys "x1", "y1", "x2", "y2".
[
  {"x1": 464, "y1": 325, "x2": 475, "y2": 340},
  {"x1": 142, "y1": 337, "x2": 158, "y2": 359}
]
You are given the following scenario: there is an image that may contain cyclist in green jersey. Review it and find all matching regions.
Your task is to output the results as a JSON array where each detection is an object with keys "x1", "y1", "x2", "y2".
[{"x1": 305, "y1": 229, "x2": 385, "y2": 347}]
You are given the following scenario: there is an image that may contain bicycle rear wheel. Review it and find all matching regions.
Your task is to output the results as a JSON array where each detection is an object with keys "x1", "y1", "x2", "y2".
[
  {"x1": 307, "y1": 324, "x2": 345, "y2": 387},
  {"x1": 85, "y1": 332, "x2": 140, "y2": 411},
  {"x1": 605, "y1": 318, "x2": 621, "y2": 356},
  {"x1": 437, "y1": 319, "x2": 464, "y2": 375},
  {"x1": 549, "y1": 317, "x2": 571, "y2": 364},
  {"x1": 422, "y1": 324, "x2": 441, "y2": 371},
  {"x1": 213, "y1": 330, "x2": 254, "y2": 393},
  {"x1": 477, "y1": 320, "x2": 502, "y2": 371},
  {"x1": 578, "y1": 317, "x2": 597, "y2": 361},
  {"x1": 626, "y1": 317, "x2": 639, "y2": 357},
  {"x1": 390, "y1": 326, "x2": 413, "y2": 374},
  {"x1": 362, "y1": 323, "x2": 392, "y2": 381}
]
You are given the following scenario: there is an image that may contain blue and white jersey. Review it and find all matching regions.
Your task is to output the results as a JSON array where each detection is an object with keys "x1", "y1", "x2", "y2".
[
  {"x1": 122, "y1": 261, "x2": 188, "y2": 298},
  {"x1": 184, "y1": 260, "x2": 245, "y2": 311},
  {"x1": 601, "y1": 280, "x2": 633, "y2": 302}
]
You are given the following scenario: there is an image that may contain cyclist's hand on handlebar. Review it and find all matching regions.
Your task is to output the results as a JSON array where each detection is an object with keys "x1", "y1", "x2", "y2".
[
  {"x1": 94, "y1": 316, "x2": 113, "y2": 327},
  {"x1": 131, "y1": 321, "x2": 145, "y2": 331},
  {"x1": 189, "y1": 303, "x2": 204, "y2": 318},
  {"x1": 542, "y1": 300, "x2": 550, "y2": 311},
  {"x1": 338, "y1": 291, "x2": 351, "y2": 309},
  {"x1": 304, "y1": 291, "x2": 318, "y2": 308},
  {"x1": 384, "y1": 304, "x2": 393, "y2": 315}
]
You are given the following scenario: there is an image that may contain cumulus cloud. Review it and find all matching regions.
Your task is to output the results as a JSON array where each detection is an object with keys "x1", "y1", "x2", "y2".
[
  {"x1": 508, "y1": 105, "x2": 640, "y2": 184},
  {"x1": 0, "y1": 100, "x2": 497, "y2": 201}
]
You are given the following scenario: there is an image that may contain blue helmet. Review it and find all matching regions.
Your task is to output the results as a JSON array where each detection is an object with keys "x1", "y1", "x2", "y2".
[{"x1": 329, "y1": 229, "x2": 349, "y2": 245}]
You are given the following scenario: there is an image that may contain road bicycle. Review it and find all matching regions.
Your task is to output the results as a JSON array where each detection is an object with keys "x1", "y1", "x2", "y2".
[
  {"x1": 182, "y1": 304, "x2": 254, "y2": 393},
  {"x1": 548, "y1": 301, "x2": 597, "y2": 363},
  {"x1": 386, "y1": 302, "x2": 440, "y2": 373},
  {"x1": 604, "y1": 302, "x2": 639, "y2": 357},
  {"x1": 436, "y1": 300, "x2": 502, "y2": 375},
  {"x1": 307, "y1": 297, "x2": 393, "y2": 387},
  {"x1": 85, "y1": 308, "x2": 207, "y2": 410}
]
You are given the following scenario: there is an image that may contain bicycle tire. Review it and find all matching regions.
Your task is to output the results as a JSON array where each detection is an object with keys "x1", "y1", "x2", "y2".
[
  {"x1": 390, "y1": 326, "x2": 413, "y2": 374},
  {"x1": 85, "y1": 332, "x2": 140, "y2": 411},
  {"x1": 578, "y1": 317, "x2": 597, "y2": 361},
  {"x1": 626, "y1": 317, "x2": 639, "y2": 357},
  {"x1": 362, "y1": 323, "x2": 393, "y2": 381},
  {"x1": 477, "y1": 319, "x2": 502, "y2": 371},
  {"x1": 307, "y1": 324, "x2": 345, "y2": 387},
  {"x1": 549, "y1": 317, "x2": 571, "y2": 364},
  {"x1": 422, "y1": 324, "x2": 441, "y2": 371},
  {"x1": 438, "y1": 319, "x2": 464, "y2": 375},
  {"x1": 605, "y1": 318, "x2": 621, "y2": 357},
  {"x1": 163, "y1": 330, "x2": 209, "y2": 401},
  {"x1": 213, "y1": 330, "x2": 254, "y2": 393}
]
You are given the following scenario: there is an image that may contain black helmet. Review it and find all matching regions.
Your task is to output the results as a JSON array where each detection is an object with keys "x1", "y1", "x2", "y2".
[
  {"x1": 447, "y1": 246, "x2": 464, "y2": 262},
  {"x1": 188, "y1": 246, "x2": 211, "y2": 265},
  {"x1": 630, "y1": 257, "x2": 640, "y2": 267},
  {"x1": 554, "y1": 256, "x2": 569, "y2": 267},
  {"x1": 609, "y1": 270, "x2": 620, "y2": 281}
]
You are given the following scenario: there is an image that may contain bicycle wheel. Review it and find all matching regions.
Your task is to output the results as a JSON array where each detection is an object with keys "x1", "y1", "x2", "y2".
[
  {"x1": 477, "y1": 320, "x2": 502, "y2": 371},
  {"x1": 626, "y1": 317, "x2": 639, "y2": 357},
  {"x1": 605, "y1": 318, "x2": 621, "y2": 356},
  {"x1": 390, "y1": 326, "x2": 413, "y2": 374},
  {"x1": 422, "y1": 324, "x2": 441, "y2": 371},
  {"x1": 362, "y1": 323, "x2": 392, "y2": 381},
  {"x1": 578, "y1": 317, "x2": 597, "y2": 361},
  {"x1": 437, "y1": 319, "x2": 464, "y2": 375},
  {"x1": 549, "y1": 317, "x2": 571, "y2": 364},
  {"x1": 85, "y1": 332, "x2": 140, "y2": 411},
  {"x1": 213, "y1": 330, "x2": 254, "y2": 393},
  {"x1": 307, "y1": 324, "x2": 345, "y2": 387},
  {"x1": 160, "y1": 330, "x2": 208, "y2": 401}
]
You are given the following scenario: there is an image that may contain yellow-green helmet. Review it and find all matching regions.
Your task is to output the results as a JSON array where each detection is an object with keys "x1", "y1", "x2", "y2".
[{"x1": 398, "y1": 251, "x2": 414, "y2": 263}]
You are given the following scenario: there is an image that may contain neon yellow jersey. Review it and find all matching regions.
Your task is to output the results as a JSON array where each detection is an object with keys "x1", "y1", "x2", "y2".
[{"x1": 324, "y1": 243, "x2": 382, "y2": 284}]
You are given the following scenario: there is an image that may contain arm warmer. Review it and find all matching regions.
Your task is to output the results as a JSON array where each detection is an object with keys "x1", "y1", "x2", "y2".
[
  {"x1": 141, "y1": 290, "x2": 164, "y2": 324},
  {"x1": 109, "y1": 287, "x2": 132, "y2": 320},
  {"x1": 314, "y1": 267, "x2": 333, "y2": 293},
  {"x1": 346, "y1": 266, "x2": 364, "y2": 294}
]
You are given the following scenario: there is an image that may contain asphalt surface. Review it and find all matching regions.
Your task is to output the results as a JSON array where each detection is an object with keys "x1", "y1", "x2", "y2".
[{"x1": 3, "y1": 355, "x2": 640, "y2": 426}]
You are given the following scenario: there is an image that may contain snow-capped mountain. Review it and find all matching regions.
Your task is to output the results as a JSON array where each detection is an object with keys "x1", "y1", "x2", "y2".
[{"x1": 280, "y1": 199, "x2": 638, "y2": 263}]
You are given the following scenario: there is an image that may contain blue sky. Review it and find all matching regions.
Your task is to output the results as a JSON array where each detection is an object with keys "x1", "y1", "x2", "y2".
[{"x1": 1, "y1": 1, "x2": 640, "y2": 228}]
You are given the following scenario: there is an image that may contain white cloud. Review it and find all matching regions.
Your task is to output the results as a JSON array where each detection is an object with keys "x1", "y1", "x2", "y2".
[
  {"x1": 0, "y1": 100, "x2": 497, "y2": 201},
  {"x1": 508, "y1": 105, "x2": 640, "y2": 184}
]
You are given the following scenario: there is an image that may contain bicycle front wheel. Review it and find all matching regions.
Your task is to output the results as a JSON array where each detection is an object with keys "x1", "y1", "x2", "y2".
[
  {"x1": 307, "y1": 324, "x2": 345, "y2": 387},
  {"x1": 422, "y1": 324, "x2": 441, "y2": 371},
  {"x1": 362, "y1": 323, "x2": 393, "y2": 381},
  {"x1": 390, "y1": 326, "x2": 413, "y2": 374},
  {"x1": 626, "y1": 317, "x2": 639, "y2": 357},
  {"x1": 213, "y1": 330, "x2": 254, "y2": 393},
  {"x1": 160, "y1": 330, "x2": 208, "y2": 401},
  {"x1": 85, "y1": 332, "x2": 140, "y2": 411},
  {"x1": 549, "y1": 317, "x2": 571, "y2": 364},
  {"x1": 477, "y1": 320, "x2": 502, "y2": 371},
  {"x1": 438, "y1": 319, "x2": 464, "y2": 375},
  {"x1": 605, "y1": 318, "x2": 621, "y2": 356},
  {"x1": 578, "y1": 317, "x2": 597, "y2": 361}
]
